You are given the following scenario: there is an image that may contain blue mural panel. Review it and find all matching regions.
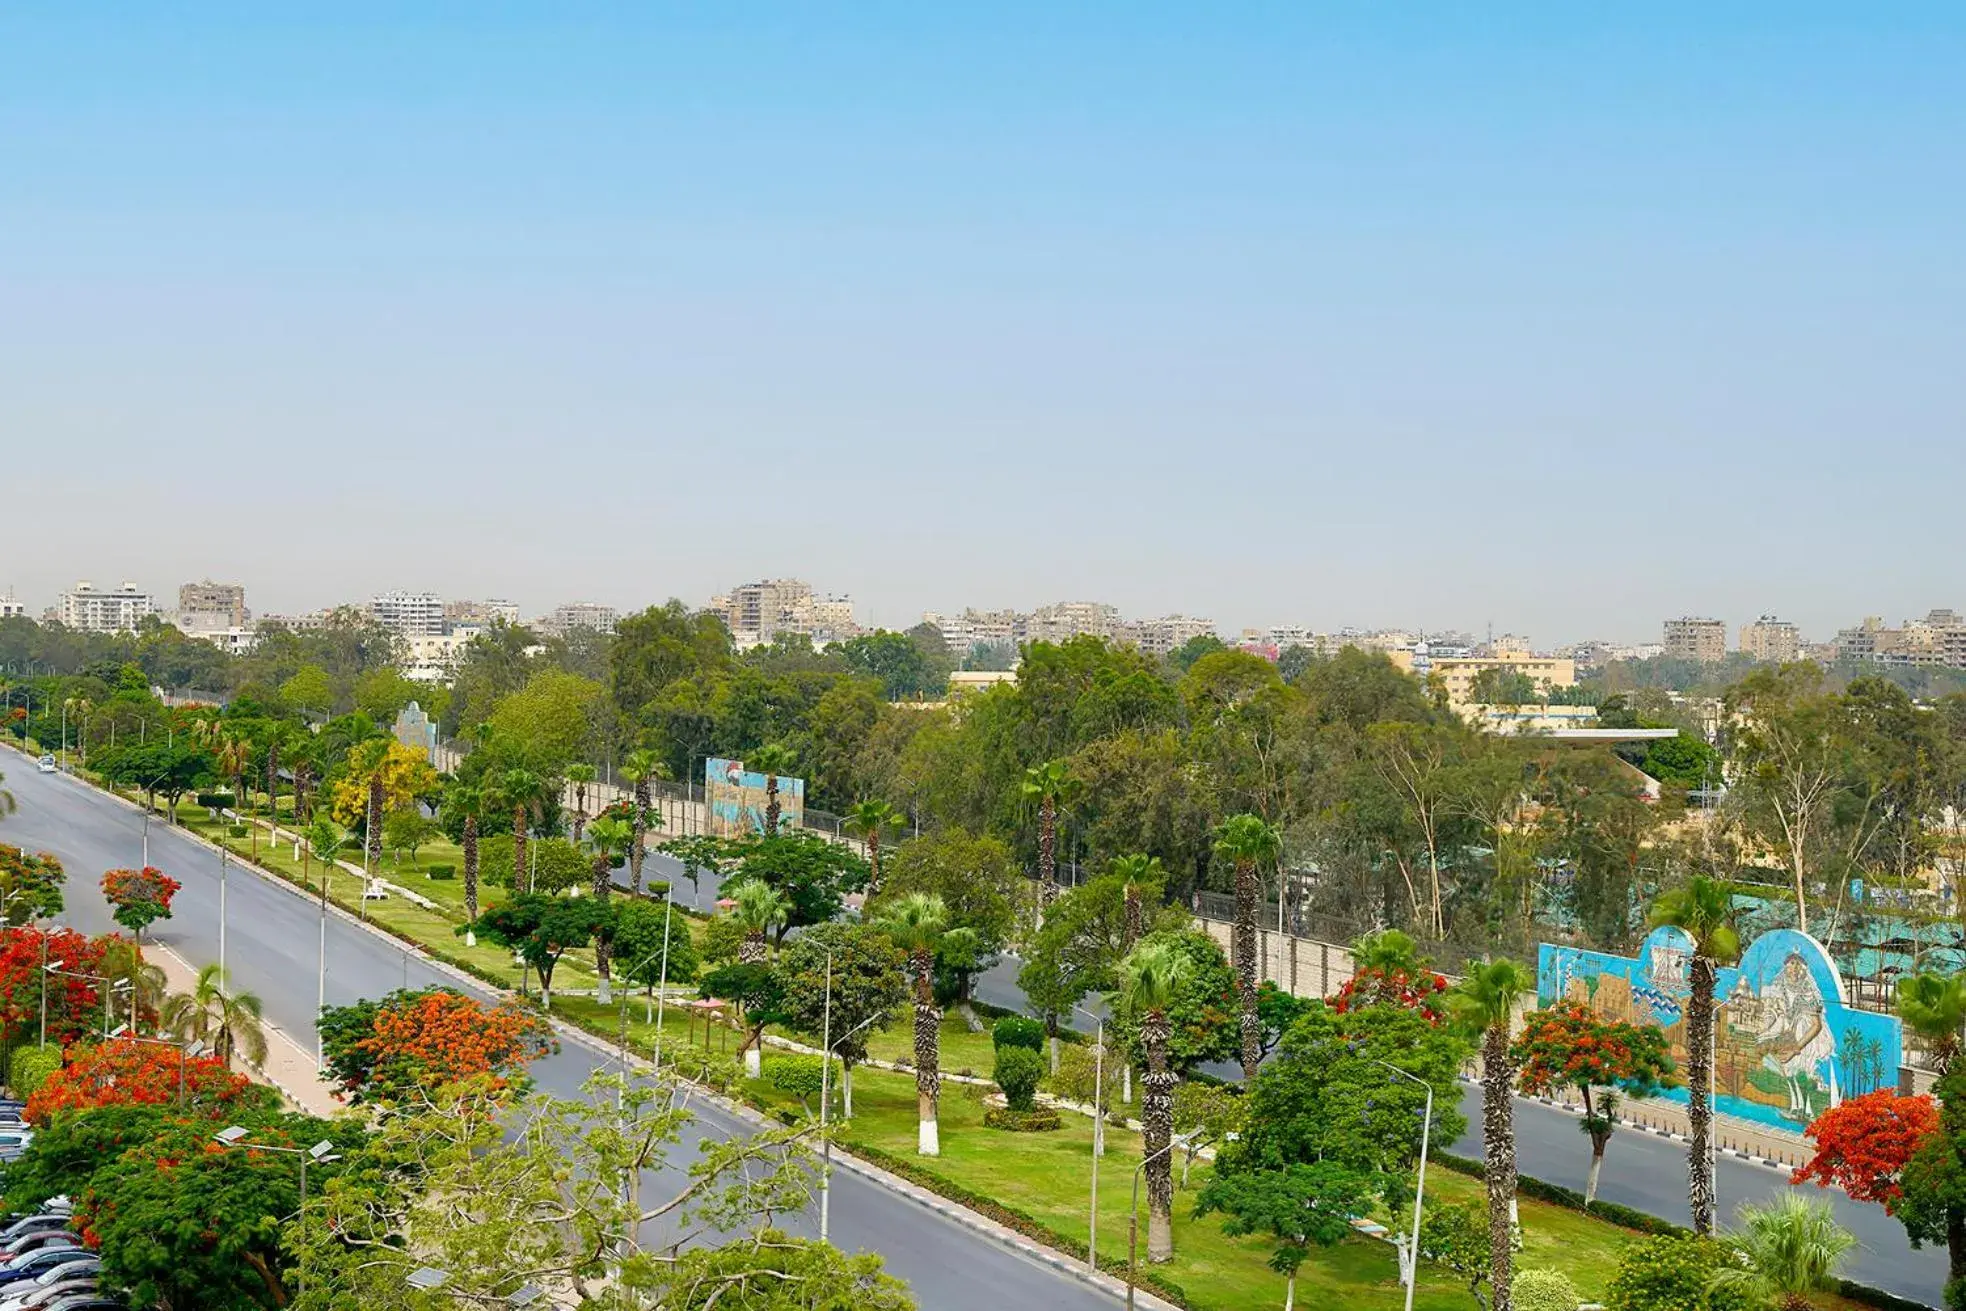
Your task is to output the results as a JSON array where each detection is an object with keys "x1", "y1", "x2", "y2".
[
  {"x1": 705, "y1": 757, "x2": 805, "y2": 838},
  {"x1": 1538, "y1": 927, "x2": 1901, "y2": 1131}
]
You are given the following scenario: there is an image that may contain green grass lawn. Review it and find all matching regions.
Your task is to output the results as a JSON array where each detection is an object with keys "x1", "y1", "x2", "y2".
[{"x1": 741, "y1": 1051, "x2": 1633, "y2": 1311}]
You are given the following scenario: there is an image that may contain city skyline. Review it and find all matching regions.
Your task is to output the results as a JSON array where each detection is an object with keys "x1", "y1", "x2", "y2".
[{"x1": 7, "y1": 7, "x2": 1963, "y2": 647}]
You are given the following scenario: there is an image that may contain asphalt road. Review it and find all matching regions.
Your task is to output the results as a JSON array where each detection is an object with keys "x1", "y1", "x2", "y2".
[
  {"x1": 0, "y1": 761, "x2": 1123, "y2": 1311},
  {"x1": 635, "y1": 831, "x2": 1950, "y2": 1304}
]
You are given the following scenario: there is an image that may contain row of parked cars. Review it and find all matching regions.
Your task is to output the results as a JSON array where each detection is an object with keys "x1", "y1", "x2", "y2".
[{"x1": 0, "y1": 1099, "x2": 123, "y2": 1311}]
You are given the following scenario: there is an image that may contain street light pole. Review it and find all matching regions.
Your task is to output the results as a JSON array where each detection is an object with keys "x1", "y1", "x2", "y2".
[
  {"x1": 1372, "y1": 1059, "x2": 1433, "y2": 1311},
  {"x1": 212, "y1": 1129, "x2": 339, "y2": 1300},
  {"x1": 819, "y1": 1002, "x2": 881, "y2": 1246},
  {"x1": 1072, "y1": 1003, "x2": 1106, "y2": 1274}
]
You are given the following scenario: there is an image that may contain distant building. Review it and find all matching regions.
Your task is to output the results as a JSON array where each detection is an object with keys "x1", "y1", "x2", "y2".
[
  {"x1": 402, "y1": 633, "x2": 473, "y2": 681},
  {"x1": 1739, "y1": 615, "x2": 1801, "y2": 663},
  {"x1": 177, "y1": 580, "x2": 248, "y2": 633},
  {"x1": 1663, "y1": 617, "x2": 1728, "y2": 663},
  {"x1": 541, "y1": 601, "x2": 618, "y2": 637},
  {"x1": 1024, "y1": 601, "x2": 1122, "y2": 644},
  {"x1": 58, "y1": 581, "x2": 154, "y2": 633},
  {"x1": 257, "y1": 610, "x2": 330, "y2": 633},
  {"x1": 1832, "y1": 610, "x2": 1966, "y2": 669},
  {"x1": 1118, "y1": 614, "x2": 1218, "y2": 657},
  {"x1": 1390, "y1": 651, "x2": 1577, "y2": 705},
  {"x1": 923, "y1": 608, "x2": 1023, "y2": 654},
  {"x1": 369, "y1": 591, "x2": 445, "y2": 638},
  {"x1": 0, "y1": 593, "x2": 23, "y2": 620},
  {"x1": 192, "y1": 627, "x2": 259, "y2": 655},
  {"x1": 442, "y1": 598, "x2": 520, "y2": 631},
  {"x1": 712, "y1": 579, "x2": 857, "y2": 647}
]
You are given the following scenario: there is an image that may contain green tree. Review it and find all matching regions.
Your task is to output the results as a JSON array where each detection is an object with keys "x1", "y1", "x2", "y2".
[
  {"x1": 1708, "y1": 1194, "x2": 1855, "y2": 1311},
  {"x1": 621, "y1": 746, "x2": 668, "y2": 895},
  {"x1": 611, "y1": 898, "x2": 701, "y2": 993},
  {"x1": 382, "y1": 807, "x2": 439, "y2": 864},
  {"x1": 584, "y1": 813, "x2": 635, "y2": 1003},
  {"x1": 474, "y1": 893, "x2": 610, "y2": 1008},
  {"x1": 486, "y1": 668, "x2": 604, "y2": 771},
  {"x1": 1449, "y1": 958, "x2": 1536, "y2": 1311},
  {"x1": 722, "y1": 831, "x2": 869, "y2": 943},
  {"x1": 1213, "y1": 812, "x2": 1283, "y2": 1080},
  {"x1": 1724, "y1": 665, "x2": 1849, "y2": 935},
  {"x1": 1649, "y1": 876, "x2": 1743, "y2": 1235},
  {"x1": 1020, "y1": 759, "x2": 1078, "y2": 905},
  {"x1": 874, "y1": 892, "x2": 951, "y2": 1156},
  {"x1": 161, "y1": 962, "x2": 268, "y2": 1068},
  {"x1": 1114, "y1": 938, "x2": 1187, "y2": 1262},
  {"x1": 1603, "y1": 1234, "x2": 1754, "y2": 1311},
  {"x1": 1897, "y1": 972, "x2": 1966, "y2": 1075},
  {"x1": 279, "y1": 664, "x2": 334, "y2": 717},
  {"x1": 1197, "y1": 1160, "x2": 1373, "y2": 1309},
  {"x1": 732, "y1": 880, "x2": 791, "y2": 964},
  {"x1": 1105, "y1": 927, "x2": 1241, "y2": 1078},
  {"x1": 772, "y1": 922, "x2": 907, "y2": 1118},
  {"x1": 1512, "y1": 1001, "x2": 1676, "y2": 1203},
  {"x1": 873, "y1": 827, "x2": 1022, "y2": 1014},
  {"x1": 0, "y1": 844, "x2": 65, "y2": 925},
  {"x1": 843, "y1": 798, "x2": 902, "y2": 894}
]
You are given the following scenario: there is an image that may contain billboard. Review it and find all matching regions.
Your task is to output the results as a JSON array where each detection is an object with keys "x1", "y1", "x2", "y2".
[
  {"x1": 705, "y1": 757, "x2": 805, "y2": 838},
  {"x1": 1539, "y1": 927, "x2": 1901, "y2": 1132}
]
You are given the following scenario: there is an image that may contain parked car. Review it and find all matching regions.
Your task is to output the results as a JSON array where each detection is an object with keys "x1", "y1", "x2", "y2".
[
  {"x1": 40, "y1": 1297, "x2": 123, "y2": 1311},
  {"x1": 34, "y1": 757, "x2": 55, "y2": 775},
  {"x1": 0, "y1": 1266, "x2": 99, "y2": 1311},
  {"x1": 0, "y1": 1248, "x2": 90, "y2": 1287},
  {"x1": 0, "y1": 1133, "x2": 34, "y2": 1152},
  {"x1": 0, "y1": 1235, "x2": 75, "y2": 1265},
  {"x1": 0, "y1": 1219, "x2": 65, "y2": 1249}
]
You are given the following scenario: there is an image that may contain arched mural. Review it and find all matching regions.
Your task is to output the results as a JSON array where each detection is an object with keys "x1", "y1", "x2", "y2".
[{"x1": 1538, "y1": 927, "x2": 1902, "y2": 1131}]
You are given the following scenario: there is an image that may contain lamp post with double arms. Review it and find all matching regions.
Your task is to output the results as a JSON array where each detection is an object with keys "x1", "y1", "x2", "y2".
[
  {"x1": 1371, "y1": 1058, "x2": 1434, "y2": 1311},
  {"x1": 213, "y1": 1128, "x2": 341, "y2": 1299},
  {"x1": 100, "y1": 1025, "x2": 206, "y2": 1105},
  {"x1": 818, "y1": 949, "x2": 881, "y2": 1246}
]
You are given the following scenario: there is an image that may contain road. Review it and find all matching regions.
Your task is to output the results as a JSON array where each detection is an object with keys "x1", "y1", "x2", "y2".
[
  {"x1": 634, "y1": 832, "x2": 1949, "y2": 1304},
  {"x1": 0, "y1": 760, "x2": 1123, "y2": 1311}
]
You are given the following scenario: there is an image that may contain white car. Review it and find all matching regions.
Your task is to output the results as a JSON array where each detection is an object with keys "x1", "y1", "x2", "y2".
[{"x1": 34, "y1": 757, "x2": 55, "y2": 775}]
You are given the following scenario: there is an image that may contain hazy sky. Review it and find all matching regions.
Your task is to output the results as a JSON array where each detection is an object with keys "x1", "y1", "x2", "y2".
[{"x1": 5, "y1": 5, "x2": 1962, "y2": 645}]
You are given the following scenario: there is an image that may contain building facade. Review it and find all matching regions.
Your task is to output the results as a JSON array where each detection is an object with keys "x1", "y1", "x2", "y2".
[
  {"x1": 58, "y1": 581, "x2": 154, "y2": 633},
  {"x1": 1739, "y1": 615, "x2": 1801, "y2": 663},
  {"x1": 541, "y1": 601, "x2": 619, "y2": 636},
  {"x1": 1389, "y1": 651, "x2": 1578, "y2": 705},
  {"x1": 368, "y1": 591, "x2": 445, "y2": 638},
  {"x1": 1663, "y1": 617, "x2": 1728, "y2": 663},
  {"x1": 712, "y1": 579, "x2": 858, "y2": 647},
  {"x1": 177, "y1": 580, "x2": 248, "y2": 632}
]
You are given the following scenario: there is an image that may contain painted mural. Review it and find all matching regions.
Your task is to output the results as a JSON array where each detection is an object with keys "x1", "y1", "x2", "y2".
[
  {"x1": 1538, "y1": 927, "x2": 1901, "y2": 1131},
  {"x1": 704, "y1": 757, "x2": 806, "y2": 838}
]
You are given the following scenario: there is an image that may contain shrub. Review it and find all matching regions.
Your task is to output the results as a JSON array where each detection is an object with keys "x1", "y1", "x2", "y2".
[
  {"x1": 426, "y1": 864, "x2": 456, "y2": 880},
  {"x1": 1513, "y1": 1267, "x2": 1580, "y2": 1311},
  {"x1": 993, "y1": 1045, "x2": 1044, "y2": 1112},
  {"x1": 983, "y1": 1106, "x2": 1062, "y2": 1132},
  {"x1": 7, "y1": 1045, "x2": 61, "y2": 1099},
  {"x1": 227, "y1": 824, "x2": 249, "y2": 838},
  {"x1": 1604, "y1": 1235, "x2": 1752, "y2": 1311},
  {"x1": 196, "y1": 791, "x2": 235, "y2": 810},
  {"x1": 992, "y1": 1015, "x2": 1044, "y2": 1053},
  {"x1": 767, "y1": 1054, "x2": 840, "y2": 1107}
]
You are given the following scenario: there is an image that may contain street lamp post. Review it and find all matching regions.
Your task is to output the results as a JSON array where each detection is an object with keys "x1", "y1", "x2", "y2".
[
  {"x1": 1125, "y1": 1140, "x2": 1180, "y2": 1311},
  {"x1": 818, "y1": 986, "x2": 880, "y2": 1246},
  {"x1": 102, "y1": 1026, "x2": 206, "y2": 1105},
  {"x1": 46, "y1": 966, "x2": 131, "y2": 1038},
  {"x1": 1072, "y1": 1003, "x2": 1106, "y2": 1274},
  {"x1": 214, "y1": 1129, "x2": 340, "y2": 1299},
  {"x1": 1372, "y1": 1058, "x2": 1434, "y2": 1311}
]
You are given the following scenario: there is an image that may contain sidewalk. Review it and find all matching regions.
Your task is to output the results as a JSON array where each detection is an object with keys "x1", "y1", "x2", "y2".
[{"x1": 147, "y1": 940, "x2": 343, "y2": 1118}]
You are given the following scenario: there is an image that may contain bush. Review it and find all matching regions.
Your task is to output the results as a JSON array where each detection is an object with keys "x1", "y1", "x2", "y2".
[
  {"x1": 196, "y1": 791, "x2": 235, "y2": 811},
  {"x1": 767, "y1": 1054, "x2": 840, "y2": 1106},
  {"x1": 983, "y1": 1106, "x2": 1062, "y2": 1132},
  {"x1": 1604, "y1": 1235, "x2": 1752, "y2": 1311},
  {"x1": 7, "y1": 1045, "x2": 60, "y2": 1099},
  {"x1": 1513, "y1": 1267, "x2": 1580, "y2": 1311},
  {"x1": 426, "y1": 864, "x2": 456, "y2": 880},
  {"x1": 227, "y1": 824, "x2": 249, "y2": 838},
  {"x1": 992, "y1": 1015, "x2": 1044, "y2": 1053},
  {"x1": 993, "y1": 1045, "x2": 1044, "y2": 1112}
]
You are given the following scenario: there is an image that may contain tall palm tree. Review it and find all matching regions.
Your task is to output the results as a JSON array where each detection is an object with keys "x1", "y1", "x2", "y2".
[
  {"x1": 216, "y1": 734, "x2": 250, "y2": 816},
  {"x1": 1109, "y1": 854, "x2": 1165, "y2": 952},
  {"x1": 161, "y1": 963, "x2": 268, "y2": 1068},
  {"x1": 584, "y1": 814, "x2": 634, "y2": 1005},
  {"x1": 1020, "y1": 760, "x2": 1079, "y2": 905},
  {"x1": 565, "y1": 763, "x2": 597, "y2": 842},
  {"x1": 621, "y1": 748, "x2": 667, "y2": 895},
  {"x1": 731, "y1": 880, "x2": 790, "y2": 964},
  {"x1": 444, "y1": 781, "x2": 485, "y2": 946},
  {"x1": 1450, "y1": 957, "x2": 1536, "y2": 1311},
  {"x1": 844, "y1": 799, "x2": 901, "y2": 895},
  {"x1": 262, "y1": 726, "x2": 284, "y2": 823},
  {"x1": 747, "y1": 743, "x2": 798, "y2": 836},
  {"x1": 1649, "y1": 876, "x2": 1743, "y2": 1236},
  {"x1": 1115, "y1": 938, "x2": 1188, "y2": 1264},
  {"x1": 1708, "y1": 1194, "x2": 1856, "y2": 1311},
  {"x1": 1213, "y1": 813, "x2": 1283, "y2": 1080},
  {"x1": 1896, "y1": 972, "x2": 1966, "y2": 1075},
  {"x1": 876, "y1": 892, "x2": 951, "y2": 1156},
  {"x1": 1349, "y1": 928, "x2": 1429, "y2": 975},
  {"x1": 493, "y1": 768, "x2": 545, "y2": 892},
  {"x1": 352, "y1": 738, "x2": 392, "y2": 873}
]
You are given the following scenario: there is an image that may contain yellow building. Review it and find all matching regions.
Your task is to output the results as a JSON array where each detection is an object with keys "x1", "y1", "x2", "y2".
[{"x1": 1388, "y1": 651, "x2": 1577, "y2": 705}]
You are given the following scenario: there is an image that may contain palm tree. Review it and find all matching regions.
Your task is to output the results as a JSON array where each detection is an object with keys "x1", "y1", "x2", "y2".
[
  {"x1": 352, "y1": 738, "x2": 392, "y2": 875},
  {"x1": 747, "y1": 743, "x2": 798, "y2": 836},
  {"x1": 442, "y1": 781, "x2": 484, "y2": 946},
  {"x1": 1109, "y1": 854, "x2": 1165, "y2": 952},
  {"x1": 262, "y1": 726, "x2": 284, "y2": 823},
  {"x1": 621, "y1": 748, "x2": 667, "y2": 895},
  {"x1": 876, "y1": 892, "x2": 951, "y2": 1156},
  {"x1": 1896, "y1": 972, "x2": 1966, "y2": 1075},
  {"x1": 1349, "y1": 928, "x2": 1429, "y2": 975},
  {"x1": 1115, "y1": 939, "x2": 1188, "y2": 1264},
  {"x1": 1708, "y1": 1194, "x2": 1856, "y2": 1311},
  {"x1": 96, "y1": 937, "x2": 166, "y2": 1032},
  {"x1": 844, "y1": 799, "x2": 901, "y2": 894},
  {"x1": 731, "y1": 880, "x2": 790, "y2": 965},
  {"x1": 1450, "y1": 958, "x2": 1535, "y2": 1311},
  {"x1": 1649, "y1": 876, "x2": 1743, "y2": 1236},
  {"x1": 1020, "y1": 760, "x2": 1079, "y2": 905},
  {"x1": 585, "y1": 814, "x2": 634, "y2": 1005},
  {"x1": 1213, "y1": 813, "x2": 1283, "y2": 1081},
  {"x1": 215, "y1": 734, "x2": 250, "y2": 816},
  {"x1": 492, "y1": 768, "x2": 545, "y2": 892},
  {"x1": 161, "y1": 963, "x2": 268, "y2": 1069},
  {"x1": 565, "y1": 764, "x2": 597, "y2": 843}
]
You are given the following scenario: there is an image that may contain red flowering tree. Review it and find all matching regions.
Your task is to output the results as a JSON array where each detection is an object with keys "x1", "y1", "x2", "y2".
[
  {"x1": 0, "y1": 844, "x2": 68, "y2": 924},
  {"x1": 318, "y1": 987, "x2": 555, "y2": 1102},
  {"x1": 1792, "y1": 1089, "x2": 1940, "y2": 1211},
  {"x1": 1512, "y1": 1000, "x2": 1678, "y2": 1202},
  {"x1": 1332, "y1": 964, "x2": 1450, "y2": 1025},
  {"x1": 25, "y1": 1036, "x2": 262, "y2": 1125},
  {"x1": 0, "y1": 926, "x2": 108, "y2": 1046},
  {"x1": 100, "y1": 867, "x2": 182, "y2": 940}
]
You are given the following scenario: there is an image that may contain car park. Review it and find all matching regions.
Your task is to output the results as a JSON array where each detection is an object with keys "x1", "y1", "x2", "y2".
[
  {"x1": 0, "y1": 1235, "x2": 76, "y2": 1264},
  {"x1": 0, "y1": 1264, "x2": 101, "y2": 1311},
  {"x1": 0, "y1": 1220, "x2": 65, "y2": 1250},
  {"x1": 0, "y1": 1248, "x2": 91, "y2": 1288}
]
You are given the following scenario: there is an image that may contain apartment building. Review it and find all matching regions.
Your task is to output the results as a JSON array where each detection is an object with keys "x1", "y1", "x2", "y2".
[
  {"x1": 177, "y1": 580, "x2": 248, "y2": 632},
  {"x1": 1118, "y1": 614, "x2": 1218, "y2": 657},
  {"x1": 1739, "y1": 615, "x2": 1801, "y2": 663},
  {"x1": 711, "y1": 579, "x2": 858, "y2": 647},
  {"x1": 1388, "y1": 650, "x2": 1577, "y2": 704},
  {"x1": 58, "y1": 581, "x2": 155, "y2": 633},
  {"x1": 541, "y1": 601, "x2": 619, "y2": 636},
  {"x1": 1024, "y1": 601, "x2": 1121, "y2": 644},
  {"x1": 443, "y1": 598, "x2": 521, "y2": 630},
  {"x1": 368, "y1": 591, "x2": 445, "y2": 638},
  {"x1": 0, "y1": 593, "x2": 24, "y2": 620},
  {"x1": 1663, "y1": 617, "x2": 1728, "y2": 663},
  {"x1": 923, "y1": 608, "x2": 1023, "y2": 654}
]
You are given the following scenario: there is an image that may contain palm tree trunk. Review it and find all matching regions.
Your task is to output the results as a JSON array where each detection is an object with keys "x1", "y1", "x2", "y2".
[
  {"x1": 631, "y1": 779, "x2": 652, "y2": 895},
  {"x1": 1038, "y1": 798, "x2": 1058, "y2": 905},
  {"x1": 765, "y1": 775, "x2": 781, "y2": 836},
  {"x1": 1123, "y1": 883, "x2": 1142, "y2": 951},
  {"x1": 1233, "y1": 857, "x2": 1261, "y2": 1080},
  {"x1": 1482, "y1": 1022, "x2": 1517, "y2": 1311},
  {"x1": 1143, "y1": 1009, "x2": 1175, "y2": 1263},
  {"x1": 513, "y1": 805, "x2": 528, "y2": 892},
  {"x1": 1686, "y1": 954, "x2": 1717, "y2": 1236},
  {"x1": 592, "y1": 856, "x2": 614, "y2": 1005},
  {"x1": 573, "y1": 783, "x2": 588, "y2": 842},
  {"x1": 867, "y1": 831, "x2": 882, "y2": 896},
  {"x1": 462, "y1": 813, "x2": 479, "y2": 946},
  {"x1": 366, "y1": 776, "x2": 384, "y2": 868},
  {"x1": 913, "y1": 955, "x2": 941, "y2": 1156}
]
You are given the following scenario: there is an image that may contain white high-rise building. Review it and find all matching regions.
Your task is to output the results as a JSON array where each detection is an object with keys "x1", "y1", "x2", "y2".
[
  {"x1": 58, "y1": 581, "x2": 154, "y2": 633},
  {"x1": 368, "y1": 590, "x2": 445, "y2": 638}
]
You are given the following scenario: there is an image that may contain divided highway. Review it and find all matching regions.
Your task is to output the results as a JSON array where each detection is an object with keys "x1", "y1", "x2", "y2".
[{"x1": 0, "y1": 761, "x2": 1123, "y2": 1310}]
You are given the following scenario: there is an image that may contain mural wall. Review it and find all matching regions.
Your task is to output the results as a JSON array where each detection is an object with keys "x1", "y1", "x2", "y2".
[
  {"x1": 704, "y1": 757, "x2": 805, "y2": 838},
  {"x1": 1538, "y1": 927, "x2": 1901, "y2": 1131}
]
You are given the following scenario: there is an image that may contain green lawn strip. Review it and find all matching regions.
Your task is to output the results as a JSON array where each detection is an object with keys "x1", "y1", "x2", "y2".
[{"x1": 737, "y1": 1050, "x2": 1625, "y2": 1310}]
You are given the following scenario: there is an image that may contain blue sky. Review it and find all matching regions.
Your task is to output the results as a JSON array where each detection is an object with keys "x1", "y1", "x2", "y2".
[{"x1": 4, "y1": 5, "x2": 1961, "y2": 643}]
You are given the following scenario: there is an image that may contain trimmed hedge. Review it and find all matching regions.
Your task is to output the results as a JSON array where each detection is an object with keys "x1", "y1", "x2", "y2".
[
  {"x1": 426, "y1": 865, "x2": 456, "y2": 880},
  {"x1": 983, "y1": 1106, "x2": 1062, "y2": 1132},
  {"x1": 992, "y1": 1015, "x2": 1044, "y2": 1053},
  {"x1": 7, "y1": 1044, "x2": 61, "y2": 1099},
  {"x1": 196, "y1": 791, "x2": 236, "y2": 810}
]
